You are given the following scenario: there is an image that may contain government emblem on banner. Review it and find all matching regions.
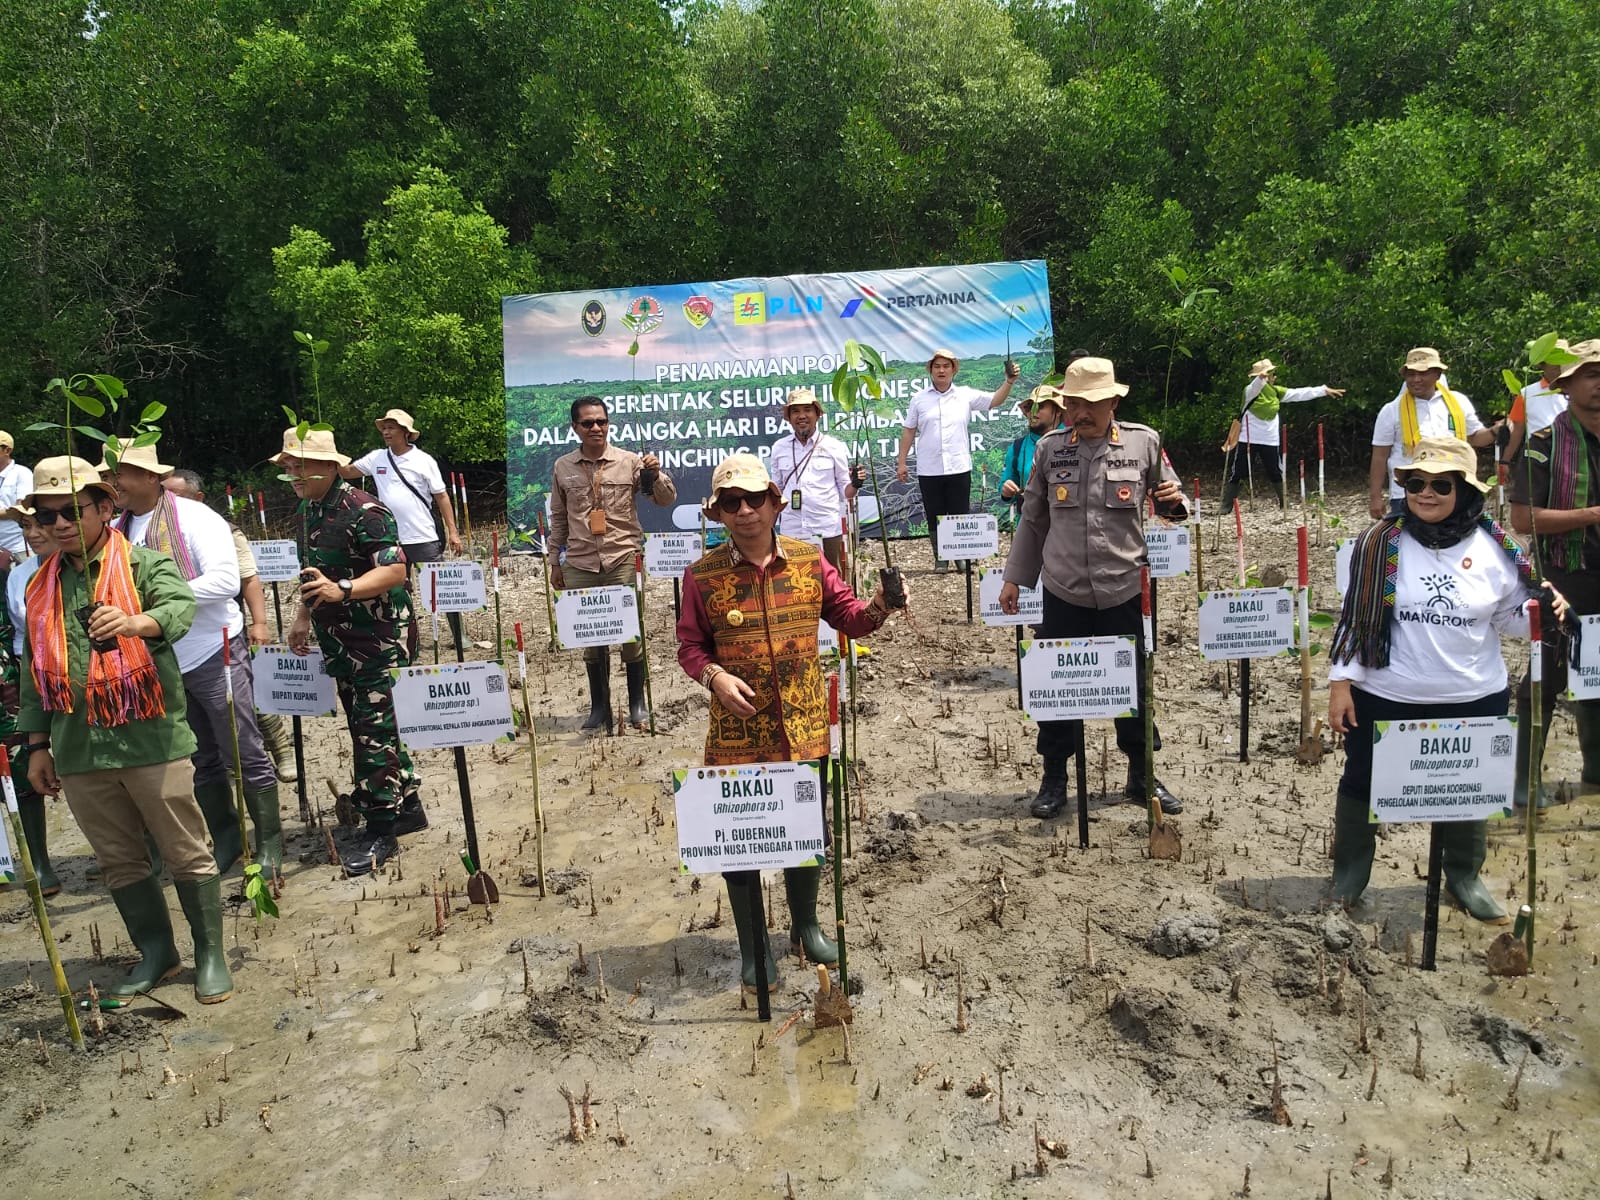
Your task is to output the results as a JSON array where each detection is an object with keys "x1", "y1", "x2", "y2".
[
  {"x1": 625, "y1": 296, "x2": 663, "y2": 335},
  {"x1": 580, "y1": 300, "x2": 605, "y2": 336},
  {"x1": 683, "y1": 295, "x2": 714, "y2": 329}
]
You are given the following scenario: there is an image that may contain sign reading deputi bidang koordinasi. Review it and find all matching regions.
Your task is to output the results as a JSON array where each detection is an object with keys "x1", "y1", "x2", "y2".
[
  {"x1": 674, "y1": 761, "x2": 826, "y2": 873},
  {"x1": 390, "y1": 660, "x2": 516, "y2": 751},
  {"x1": 1369, "y1": 716, "x2": 1516, "y2": 822},
  {"x1": 1198, "y1": 588, "x2": 1296, "y2": 660},
  {"x1": 1019, "y1": 636, "x2": 1138, "y2": 722},
  {"x1": 248, "y1": 540, "x2": 301, "y2": 584},
  {"x1": 554, "y1": 585, "x2": 640, "y2": 649},
  {"x1": 979, "y1": 569, "x2": 1043, "y2": 626},
  {"x1": 251, "y1": 644, "x2": 336, "y2": 717},
  {"x1": 936, "y1": 514, "x2": 999, "y2": 561}
]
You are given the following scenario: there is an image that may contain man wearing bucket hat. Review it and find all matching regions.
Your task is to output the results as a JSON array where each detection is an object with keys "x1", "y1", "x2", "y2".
[
  {"x1": 550, "y1": 396, "x2": 677, "y2": 731},
  {"x1": 676, "y1": 452, "x2": 905, "y2": 988},
  {"x1": 768, "y1": 387, "x2": 863, "y2": 571},
  {"x1": 99, "y1": 440, "x2": 282, "y2": 875},
  {"x1": 1222, "y1": 360, "x2": 1344, "y2": 511},
  {"x1": 1000, "y1": 385, "x2": 1067, "y2": 529},
  {"x1": 340, "y1": 408, "x2": 463, "y2": 647},
  {"x1": 275, "y1": 427, "x2": 421, "y2": 874},
  {"x1": 897, "y1": 349, "x2": 1020, "y2": 571},
  {"x1": 1368, "y1": 348, "x2": 1497, "y2": 520},
  {"x1": 1510, "y1": 339, "x2": 1600, "y2": 805},
  {"x1": 18, "y1": 456, "x2": 233, "y2": 1002},
  {"x1": 999, "y1": 357, "x2": 1189, "y2": 818},
  {"x1": 0, "y1": 431, "x2": 32, "y2": 570}
]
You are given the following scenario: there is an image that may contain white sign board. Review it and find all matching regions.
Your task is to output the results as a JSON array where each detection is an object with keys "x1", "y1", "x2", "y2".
[
  {"x1": 418, "y1": 561, "x2": 488, "y2": 613},
  {"x1": 936, "y1": 513, "x2": 999, "y2": 561},
  {"x1": 248, "y1": 539, "x2": 301, "y2": 584},
  {"x1": 251, "y1": 645, "x2": 337, "y2": 717},
  {"x1": 644, "y1": 532, "x2": 703, "y2": 578},
  {"x1": 674, "y1": 761, "x2": 826, "y2": 873},
  {"x1": 390, "y1": 660, "x2": 516, "y2": 750},
  {"x1": 1569, "y1": 614, "x2": 1600, "y2": 700},
  {"x1": 1146, "y1": 526, "x2": 1191, "y2": 579},
  {"x1": 1020, "y1": 636, "x2": 1139, "y2": 722},
  {"x1": 555, "y1": 585, "x2": 640, "y2": 649},
  {"x1": 1198, "y1": 588, "x2": 1296, "y2": 660},
  {"x1": 817, "y1": 619, "x2": 838, "y2": 657},
  {"x1": 0, "y1": 775, "x2": 15, "y2": 883},
  {"x1": 1334, "y1": 538, "x2": 1355, "y2": 598},
  {"x1": 979, "y1": 568, "x2": 1043, "y2": 627},
  {"x1": 1369, "y1": 715, "x2": 1516, "y2": 822}
]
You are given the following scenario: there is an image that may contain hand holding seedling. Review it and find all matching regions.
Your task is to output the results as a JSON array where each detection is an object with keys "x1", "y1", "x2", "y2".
[
  {"x1": 298, "y1": 566, "x2": 342, "y2": 608},
  {"x1": 88, "y1": 602, "x2": 156, "y2": 642}
]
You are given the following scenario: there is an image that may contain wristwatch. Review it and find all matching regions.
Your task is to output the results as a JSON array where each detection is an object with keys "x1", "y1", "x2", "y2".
[{"x1": 338, "y1": 578, "x2": 353, "y2": 601}]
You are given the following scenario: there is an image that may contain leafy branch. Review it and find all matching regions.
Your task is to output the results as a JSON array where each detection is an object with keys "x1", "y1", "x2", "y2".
[
  {"x1": 1156, "y1": 264, "x2": 1217, "y2": 424},
  {"x1": 243, "y1": 863, "x2": 279, "y2": 921},
  {"x1": 829, "y1": 338, "x2": 897, "y2": 571}
]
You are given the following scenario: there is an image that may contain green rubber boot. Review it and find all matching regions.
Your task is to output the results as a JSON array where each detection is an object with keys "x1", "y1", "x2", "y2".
[
  {"x1": 1512, "y1": 693, "x2": 1553, "y2": 810},
  {"x1": 784, "y1": 866, "x2": 839, "y2": 964},
  {"x1": 1441, "y1": 821, "x2": 1509, "y2": 925},
  {"x1": 17, "y1": 795, "x2": 60, "y2": 896},
  {"x1": 1574, "y1": 703, "x2": 1600, "y2": 795},
  {"x1": 174, "y1": 874, "x2": 234, "y2": 1004},
  {"x1": 257, "y1": 710, "x2": 299, "y2": 783},
  {"x1": 194, "y1": 779, "x2": 243, "y2": 873},
  {"x1": 725, "y1": 874, "x2": 779, "y2": 989},
  {"x1": 107, "y1": 874, "x2": 181, "y2": 997},
  {"x1": 243, "y1": 784, "x2": 284, "y2": 875},
  {"x1": 1330, "y1": 789, "x2": 1376, "y2": 907}
]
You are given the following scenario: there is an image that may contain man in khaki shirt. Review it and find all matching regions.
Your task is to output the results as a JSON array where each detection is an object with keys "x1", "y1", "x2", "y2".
[
  {"x1": 550, "y1": 396, "x2": 676, "y2": 731},
  {"x1": 1000, "y1": 358, "x2": 1188, "y2": 819}
]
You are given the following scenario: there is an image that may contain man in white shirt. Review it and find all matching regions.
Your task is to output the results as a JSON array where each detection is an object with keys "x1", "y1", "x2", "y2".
[
  {"x1": 1368, "y1": 347, "x2": 1498, "y2": 519},
  {"x1": 0, "y1": 432, "x2": 32, "y2": 569},
  {"x1": 1500, "y1": 344, "x2": 1571, "y2": 480},
  {"x1": 1223, "y1": 358, "x2": 1343, "y2": 511},
  {"x1": 100, "y1": 441, "x2": 281, "y2": 874},
  {"x1": 896, "y1": 349, "x2": 1018, "y2": 570},
  {"x1": 768, "y1": 387, "x2": 863, "y2": 571}
]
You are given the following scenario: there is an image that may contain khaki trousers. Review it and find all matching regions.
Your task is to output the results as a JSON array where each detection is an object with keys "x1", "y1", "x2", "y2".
[{"x1": 63, "y1": 758, "x2": 217, "y2": 888}]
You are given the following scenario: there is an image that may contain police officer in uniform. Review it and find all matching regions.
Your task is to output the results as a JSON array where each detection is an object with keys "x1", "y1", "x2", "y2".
[{"x1": 999, "y1": 358, "x2": 1188, "y2": 818}]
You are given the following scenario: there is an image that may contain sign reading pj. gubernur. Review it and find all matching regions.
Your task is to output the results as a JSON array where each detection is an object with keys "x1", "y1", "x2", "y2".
[{"x1": 674, "y1": 762, "x2": 826, "y2": 874}]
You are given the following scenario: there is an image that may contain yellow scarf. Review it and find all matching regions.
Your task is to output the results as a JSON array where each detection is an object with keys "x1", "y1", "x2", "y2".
[{"x1": 1399, "y1": 384, "x2": 1466, "y2": 452}]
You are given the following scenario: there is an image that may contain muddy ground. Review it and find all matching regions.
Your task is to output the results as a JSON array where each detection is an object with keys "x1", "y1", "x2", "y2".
[{"x1": 0, "y1": 484, "x2": 1595, "y2": 1200}]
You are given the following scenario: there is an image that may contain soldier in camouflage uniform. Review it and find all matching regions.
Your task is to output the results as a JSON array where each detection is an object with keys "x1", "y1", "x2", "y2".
[{"x1": 275, "y1": 429, "x2": 420, "y2": 875}]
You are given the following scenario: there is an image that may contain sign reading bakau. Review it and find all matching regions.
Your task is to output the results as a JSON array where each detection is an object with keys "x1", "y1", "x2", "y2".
[
  {"x1": 1198, "y1": 588, "x2": 1296, "y2": 660},
  {"x1": 673, "y1": 761, "x2": 826, "y2": 874},
  {"x1": 418, "y1": 561, "x2": 488, "y2": 613},
  {"x1": 251, "y1": 644, "x2": 337, "y2": 717},
  {"x1": 248, "y1": 539, "x2": 301, "y2": 584},
  {"x1": 644, "y1": 532, "x2": 703, "y2": 578},
  {"x1": 1145, "y1": 526, "x2": 1190, "y2": 579},
  {"x1": 390, "y1": 660, "x2": 516, "y2": 751},
  {"x1": 554, "y1": 585, "x2": 640, "y2": 649},
  {"x1": 1019, "y1": 636, "x2": 1138, "y2": 722},
  {"x1": 979, "y1": 568, "x2": 1043, "y2": 626},
  {"x1": 1369, "y1": 716, "x2": 1516, "y2": 822},
  {"x1": 935, "y1": 513, "x2": 999, "y2": 561}
]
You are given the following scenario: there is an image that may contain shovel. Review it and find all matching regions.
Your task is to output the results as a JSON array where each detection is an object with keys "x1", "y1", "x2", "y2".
[
  {"x1": 461, "y1": 851, "x2": 500, "y2": 905},
  {"x1": 1142, "y1": 568, "x2": 1181, "y2": 861}
]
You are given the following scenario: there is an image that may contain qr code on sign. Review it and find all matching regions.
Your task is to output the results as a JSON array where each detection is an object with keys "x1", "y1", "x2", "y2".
[
  {"x1": 1115, "y1": 649, "x2": 1133, "y2": 668},
  {"x1": 1490, "y1": 734, "x2": 1512, "y2": 757},
  {"x1": 794, "y1": 778, "x2": 818, "y2": 807},
  {"x1": 1276, "y1": 597, "x2": 1292, "y2": 615},
  {"x1": 485, "y1": 673, "x2": 505, "y2": 695}
]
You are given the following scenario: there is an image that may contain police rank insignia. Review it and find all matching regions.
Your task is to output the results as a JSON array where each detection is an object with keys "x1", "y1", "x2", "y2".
[{"x1": 726, "y1": 609, "x2": 745, "y2": 626}]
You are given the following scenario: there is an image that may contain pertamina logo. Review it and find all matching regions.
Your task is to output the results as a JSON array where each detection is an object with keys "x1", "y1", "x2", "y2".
[
  {"x1": 840, "y1": 287, "x2": 881, "y2": 318},
  {"x1": 732, "y1": 292, "x2": 766, "y2": 325},
  {"x1": 850, "y1": 287, "x2": 976, "y2": 313}
]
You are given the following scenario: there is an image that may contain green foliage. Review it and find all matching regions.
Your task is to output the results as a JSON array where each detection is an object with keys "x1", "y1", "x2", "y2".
[{"x1": 243, "y1": 863, "x2": 279, "y2": 922}]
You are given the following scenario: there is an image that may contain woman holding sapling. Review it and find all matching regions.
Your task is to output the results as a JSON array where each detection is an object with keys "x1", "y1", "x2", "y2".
[
  {"x1": 676, "y1": 453, "x2": 907, "y2": 988},
  {"x1": 1326, "y1": 436, "x2": 1567, "y2": 923}
]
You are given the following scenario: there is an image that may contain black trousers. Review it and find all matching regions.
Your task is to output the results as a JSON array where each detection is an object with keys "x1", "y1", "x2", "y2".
[
  {"x1": 1035, "y1": 590, "x2": 1157, "y2": 762},
  {"x1": 917, "y1": 472, "x2": 971, "y2": 562},
  {"x1": 1516, "y1": 565, "x2": 1600, "y2": 720},
  {"x1": 1228, "y1": 442, "x2": 1283, "y2": 486},
  {"x1": 1338, "y1": 687, "x2": 1509, "y2": 800}
]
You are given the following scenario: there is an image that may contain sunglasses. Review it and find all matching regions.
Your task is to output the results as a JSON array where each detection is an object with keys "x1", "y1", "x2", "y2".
[
  {"x1": 1404, "y1": 476, "x2": 1455, "y2": 496},
  {"x1": 578, "y1": 418, "x2": 609, "y2": 429},
  {"x1": 33, "y1": 504, "x2": 82, "y2": 526},
  {"x1": 716, "y1": 490, "x2": 770, "y2": 514}
]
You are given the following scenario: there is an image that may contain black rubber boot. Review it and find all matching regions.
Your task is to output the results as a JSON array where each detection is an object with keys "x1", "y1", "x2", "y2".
[
  {"x1": 1123, "y1": 761, "x2": 1182, "y2": 814},
  {"x1": 243, "y1": 784, "x2": 283, "y2": 875},
  {"x1": 1512, "y1": 693, "x2": 1552, "y2": 810},
  {"x1": 581, "y1": 653, "x2": 613, "y2": 734},
  {"x1": 784, "y1": 866, "x2": 839, "y2": 964},
  {"x1": 1575, "y1": 703, "x2": 1600, "y2": 795},
  {"x1": 625, "y1": 659, "x2": 648, "y2": 728},
  {"x1": 725, "y1": 874, "x2": 779, "y2": 988},
  {"x1": 107, "y1": 874, "x2": 181, "y2": 997},
  {"x1": 1330, "y1": 789, "x2": 1376, "y2": 907},
  {"x1": 1030, "y1": 757, "x2": 1069, "y2": 818},
  {"x1": 1220, "y1": 474, "x2": 1241, "y2": 516},
  {"x1": 17, "y1": 795, "x2": 60, "y2": 896},
  {"x1": 174, "y1": 874, "x2": 234, "y2": 1003},
  {"x1": 1441, "y1": 821, "x2": 1509, "y2": 924},
  {"x1": 193, "y1": 779, "x2": 243, "y2": 873}
]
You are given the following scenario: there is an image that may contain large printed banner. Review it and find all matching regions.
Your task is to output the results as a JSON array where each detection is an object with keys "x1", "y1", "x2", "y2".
[{"x1": 503, "y1": 260, "x2": 1054, "y2": 537}]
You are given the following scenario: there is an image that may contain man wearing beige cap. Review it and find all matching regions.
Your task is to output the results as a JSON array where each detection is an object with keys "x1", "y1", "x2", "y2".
[
  {"x1": 99, "y1": 440, "x2": 282, "y2": 875},
  {"x1": 1369, "y1": 347, "x2": 1497, "y2": 519},
  {"x1": 1222, "y1": 359, "x2": 1343, "y2": 511},
  {"x1": 897, "y1": 350, "x2": 1019, "y2": 570},
  {"x1": 0, "y1": 431, "x2": 32, "y2": 569},
  {"x1": 18, "y1": 456, "x2": 232, "y2": 1003},
  {"x1": 768, "y1": 387, "x2": 863, "y2": 570},
  {"x1": 276, "y1": 427, "x2": 422, "y2": 873}
]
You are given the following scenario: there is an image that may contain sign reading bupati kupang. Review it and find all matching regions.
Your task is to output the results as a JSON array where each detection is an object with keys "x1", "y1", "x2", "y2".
[{"x1": 503, "y1": 261, "x2": 1054, "y2": 538}]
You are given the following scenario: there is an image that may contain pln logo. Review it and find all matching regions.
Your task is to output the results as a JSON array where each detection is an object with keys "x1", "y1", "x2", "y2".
[
  {"x1": 840, "y1": 287, "x2": 881, "y2": 318},
  {"x1": 732, "y1": 292, "x2": 766, "y2": 325},
  {"x1": 682, "y1": 295, "x2": 714, "y2": 329}
]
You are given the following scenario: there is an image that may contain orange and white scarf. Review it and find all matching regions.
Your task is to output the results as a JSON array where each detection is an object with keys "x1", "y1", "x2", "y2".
[{"x1": 26, "y1": 528, "x2": 166, "y2": 728}]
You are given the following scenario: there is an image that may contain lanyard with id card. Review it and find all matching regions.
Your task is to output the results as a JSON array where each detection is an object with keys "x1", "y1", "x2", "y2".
[{"x1": 587, "y1": 461, "x2": 608, "y2": 535}]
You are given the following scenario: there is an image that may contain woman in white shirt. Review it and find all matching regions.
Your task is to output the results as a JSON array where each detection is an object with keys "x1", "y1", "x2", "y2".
[{"x1": 1327, "y1": 436, "x2": 1567, "y2": 922}]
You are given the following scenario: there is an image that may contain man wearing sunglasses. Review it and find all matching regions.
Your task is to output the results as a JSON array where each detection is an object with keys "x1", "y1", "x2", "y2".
[
  {"x1": 1000, "y1": 386, "x2": 1067, "y2": 529},
  {"x1": 0, "y1": 431, "x2": 31, "y2": 571},
  {"x1": 1369, "y1": 347, "x2": 1497, "y2": 520},
  {"x1": 17, "y1": 457, "x2": 233, "y2": 1003},
  {"x1": 550, "y1": 396, "x2": 677, "y2": 731}
]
